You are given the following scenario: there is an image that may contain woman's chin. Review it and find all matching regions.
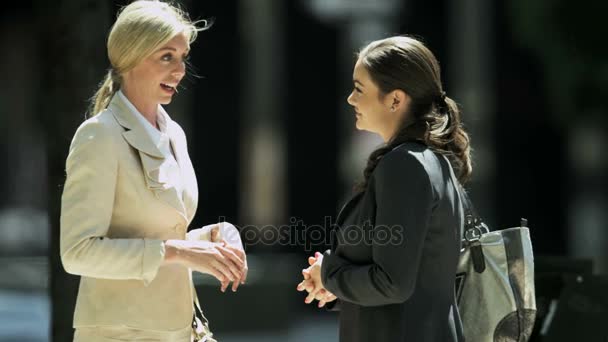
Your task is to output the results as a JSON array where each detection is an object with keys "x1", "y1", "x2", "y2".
[
  {"x1": 355, "y1": 118, "x2": 364, "y2": 130},
  {"x1": 355, "y1": 123, "x2": 380, "y2": 137}
]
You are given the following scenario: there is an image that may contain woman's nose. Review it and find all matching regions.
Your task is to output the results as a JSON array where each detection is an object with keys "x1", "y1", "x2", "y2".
[
  {"x1": 347, "y1": 91, "x2": 355, "y2": 106},
  {"x1": 172, "y1": 62, "x2": 186, "y2": 79}
]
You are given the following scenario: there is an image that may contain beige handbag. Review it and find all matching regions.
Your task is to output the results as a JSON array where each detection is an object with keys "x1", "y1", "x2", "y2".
[
  {"x1": 455, "y1": 188, "x2": 537, "y2": 342},
  {"x1": 441, "y1": 154, "x2": 536, "y2": 341}
]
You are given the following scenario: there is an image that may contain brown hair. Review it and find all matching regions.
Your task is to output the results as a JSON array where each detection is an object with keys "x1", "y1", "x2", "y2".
[{"x1": 355, "y1": 36, "x2": 472, "y2": 192}]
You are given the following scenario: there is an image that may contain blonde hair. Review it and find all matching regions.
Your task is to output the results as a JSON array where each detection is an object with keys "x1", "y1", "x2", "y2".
[{"x1": 90, "y1": 0, "x2": 210, "y2": 116}]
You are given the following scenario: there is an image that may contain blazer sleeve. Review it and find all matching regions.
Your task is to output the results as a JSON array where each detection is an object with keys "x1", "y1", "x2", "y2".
[
  {"x1": 321, "y1": 150, "x2": 433, "y2": 306},
  {"x1": 60, "y1": 119, "x2": 165, "y2": 286}
]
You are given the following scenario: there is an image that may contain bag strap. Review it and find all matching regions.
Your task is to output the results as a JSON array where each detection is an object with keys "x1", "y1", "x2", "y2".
[
  {"x1": 439, "y1": 154, "x2": 489, "y2": 273},
  {"x1": 394, "y1": 143, "x2": 488, "y2": 239},
  {"x1": 457, "y1": 184, "x2": 477, "y2": 224},
  {"x1": 439, "y1": 155, "x2": 489, "y2": 237}
]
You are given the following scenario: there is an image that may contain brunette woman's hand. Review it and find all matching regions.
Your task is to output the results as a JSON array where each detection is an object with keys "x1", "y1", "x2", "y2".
[{"x1": 297, "y1": 252, "x2": 337, "y2": 307}]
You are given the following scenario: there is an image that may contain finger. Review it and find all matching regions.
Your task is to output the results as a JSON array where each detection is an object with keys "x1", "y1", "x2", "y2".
[
  {"x1": 308, "y1": 257, "x2": 316, "y2": 266},
  {"x1": 211, "y1": 260, "x2": 235, "y2": 283},
  {"x1": 231, "y1": 279, "x2": 240, "y2": 292},
  {"x1": 217, "y1": 246, "x2": 245, "y2": 268},
  {"x1": 222, "y1": 241, "x2": 246, "y2": 260},
  {"x1": 213, "y1": 253, "x2": 240, "y2": 282},
  {"x1": 315, "y1": 251, "x2": 321, "y2": 258},
  {"x1": 304, "y1": 279, "x2": 316, "y2": 293},
  {"x1": 232, "y1": 268, "x2": 244, "y2": 292},
  {"x1": 220, "y1": 279, "x2": 230, "y2": 293},
  {"x1": 319, "y1": 292, "x2": 336, "y2": 308},
  {"x1": 297, "y1": 278, "x2": 314, "y2": 292},
  {"x1": 203, "y1": 265, "x2": 226, "y2": 283},
  {"x1": 210, "y1": 225, "x2": 220, "y2": 242},
  {"x1": 314, "y1": 288, "x2": 327, "y2": 301},
  {"x1": 302, "y1": 268, "x2": 311, "y2": 280},
  {"x1": 297, "y1": 280, "x2": 307, "y2": 291},
  {"x1": 305, "y1": 287, "x2": 320, "y2": 304},
  {"x1": 216, "y1": 247, "x2": 245, "y2": 280},
  {"x1": 308, "y1": 256, "x2": 316, "y2": 265},
  {"x1": 303, "y1": 279, "x2": 314, "y2": 292},
  {"x1": 241, "y1": 265, "x2": 248, "y2": 284}
]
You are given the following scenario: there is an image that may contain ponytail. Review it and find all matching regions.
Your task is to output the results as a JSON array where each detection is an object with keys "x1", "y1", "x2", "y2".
[
  {"x1": 355, "y1": 92, "x2": 472, "y2": 193},
  {"x1": 441, "y1": 96, "x2": 472, "y2": 184},
  {"x1": 89, "y1": 69, "x2": 121, "y2": 117}
]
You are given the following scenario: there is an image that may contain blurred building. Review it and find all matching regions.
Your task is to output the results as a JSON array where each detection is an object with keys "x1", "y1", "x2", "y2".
[{"x1": 0, "y1": 0, "x2": 606, "y2": 341}]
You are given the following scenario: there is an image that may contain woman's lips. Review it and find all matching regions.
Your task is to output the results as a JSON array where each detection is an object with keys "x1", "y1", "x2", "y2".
[{"x1": 160, "y1": 83, "x2": 177, "y2": 94}]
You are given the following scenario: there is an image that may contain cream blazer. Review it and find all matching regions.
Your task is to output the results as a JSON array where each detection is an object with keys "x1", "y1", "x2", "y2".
[{"x1": 60, "y1": 93, "x2": 210, "y2": 332}]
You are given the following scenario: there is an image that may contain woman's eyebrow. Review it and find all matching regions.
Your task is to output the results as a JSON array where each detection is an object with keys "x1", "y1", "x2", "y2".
[{"x1": 157, "y1": 47, "x2": 190, "y2": 53}]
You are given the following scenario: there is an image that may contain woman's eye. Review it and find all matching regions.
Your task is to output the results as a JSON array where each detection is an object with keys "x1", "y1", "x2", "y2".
[
  {"x1": 354, "y1": 86, "x2": 362, "y2": 93},
  {"x1": 161, "y1": 54, "x2": 172, "y2": 62}
]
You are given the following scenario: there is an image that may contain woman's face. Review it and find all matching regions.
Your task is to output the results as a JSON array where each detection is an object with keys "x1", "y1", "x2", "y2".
[
  {"x1": 123, "y1": 31, "x2": 190, "y2": 109},
  {"x1": 347, "y1": 60, "x2": 397, "y2": 140}
]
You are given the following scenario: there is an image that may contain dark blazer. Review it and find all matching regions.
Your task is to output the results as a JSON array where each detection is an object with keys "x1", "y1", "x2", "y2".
[{"x1": 321, "y1": 142, "x2": 465, "y2": 342}]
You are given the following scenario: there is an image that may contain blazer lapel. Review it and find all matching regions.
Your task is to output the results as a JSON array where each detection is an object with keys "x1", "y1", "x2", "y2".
[
  {"x1": 168, "y1": 136, "x2": 196, "y2": 222},
  {"x1": 159, "y1": 106, "x2": 184, "y2": 168},
  {"x1": 328, "y1": 192, "x2": 363, "y2": 251},
  {"x1": 335, "y1": 191, "x2": 364, "y2": 227},
  {"x1": 108, "y1": 94, "x2": 187, "y2": 223},
  {"x1": 160, "y1": 107, "x2": 198, "y2": 223}
]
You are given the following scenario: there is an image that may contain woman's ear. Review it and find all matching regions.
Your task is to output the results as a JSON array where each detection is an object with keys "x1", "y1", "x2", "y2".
[{"x1": 386, "y1": 89, "x2": 410, "y2": 113}]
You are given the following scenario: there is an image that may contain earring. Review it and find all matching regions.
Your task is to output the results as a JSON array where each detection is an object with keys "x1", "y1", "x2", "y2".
[{"x1": 390, "y1": 106, "x2": 396, "y2": 112}]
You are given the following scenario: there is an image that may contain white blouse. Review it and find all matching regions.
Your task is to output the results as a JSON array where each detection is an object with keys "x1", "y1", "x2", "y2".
[{"x1": 117, "y1": 90, "x2": 184, "y2": 199}]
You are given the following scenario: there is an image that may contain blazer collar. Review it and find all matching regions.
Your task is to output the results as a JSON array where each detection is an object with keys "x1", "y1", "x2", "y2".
[
  {"x1": 108, "y1": 93, "x2": 165, "y2": 159},
  {"x1": 108, "y1": 93, "x2": 188, "y2": 223}
]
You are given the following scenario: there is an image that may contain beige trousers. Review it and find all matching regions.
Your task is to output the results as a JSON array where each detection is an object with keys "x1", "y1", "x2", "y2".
[{"x1": 73, "y1": 324, "x2": 217, "y2": 342}]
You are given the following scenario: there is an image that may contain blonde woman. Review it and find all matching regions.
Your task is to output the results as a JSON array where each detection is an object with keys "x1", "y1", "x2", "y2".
[{"x1": 60, "y1": 1, "x2": 247, "y2": 341}]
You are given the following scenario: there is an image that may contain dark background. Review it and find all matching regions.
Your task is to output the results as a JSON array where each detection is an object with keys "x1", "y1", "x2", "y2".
[{"x1": 0, "y1": 0, "x2": 606, "y2": 341}]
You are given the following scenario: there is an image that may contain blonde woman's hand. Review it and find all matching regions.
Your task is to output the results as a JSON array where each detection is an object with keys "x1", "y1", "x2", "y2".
[
  {"x1": 164, "y1": 240, "x2": 245, "y2": 288},
  {"x1": 218, "y1": 240, "x2": 248, "y2": 292},
  {"x1": 187, "y1": 222, "x2": 249, "y2": 292},
  {"x1": 209, "y1": 224, "x2": 249, "y2": 292}
]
